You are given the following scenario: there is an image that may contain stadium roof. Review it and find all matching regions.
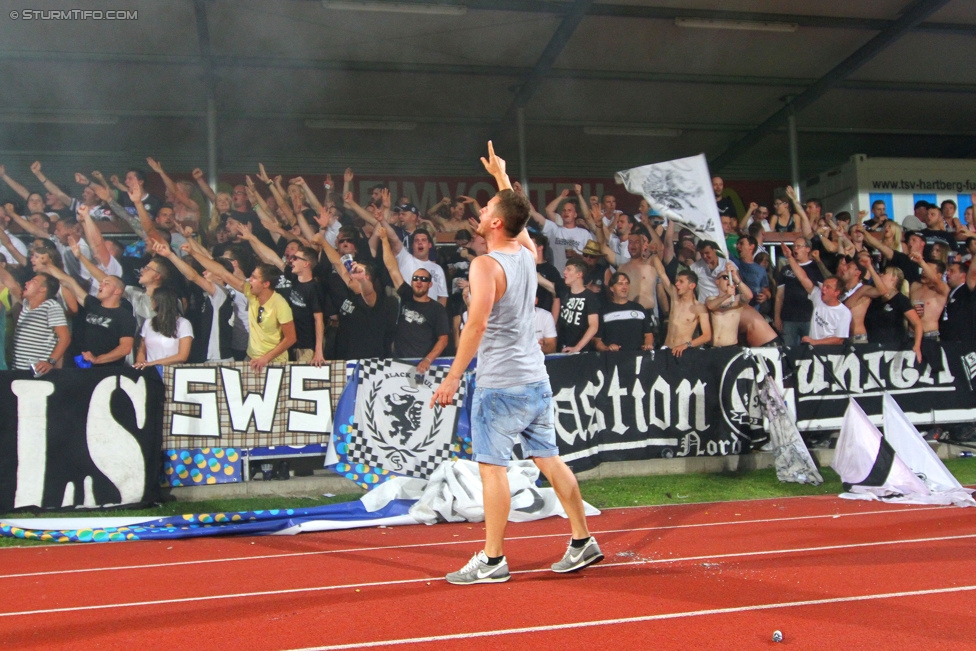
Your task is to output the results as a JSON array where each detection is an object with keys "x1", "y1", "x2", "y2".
[{"x1": 1, "y1": 0, "x2": 974, "y2": 180}]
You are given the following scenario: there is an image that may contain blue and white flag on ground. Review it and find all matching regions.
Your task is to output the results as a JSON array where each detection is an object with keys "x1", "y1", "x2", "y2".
[{"x1": 615, "y1": 153, "x2": 726, "y2": 255}]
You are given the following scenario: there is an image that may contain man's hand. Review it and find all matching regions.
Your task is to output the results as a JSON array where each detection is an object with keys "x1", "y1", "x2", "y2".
[
  {"x1": 562, "y1": 345, "x2": 582, "y2": 354},
  {"x1": 192, "y1": 168, "x2": 205, "y2": 180},
  {"x1": 801, "y1": 335, "x2": 812, "y2": 345},
  {"x1": 748, "y1": 202, "x2": 758, "y2": 211},
  {"x1": 781, "y1": 243, "x2": 793, "y2": 260},
  {"x1": 608, "y1": 344, "x2": 621, "y2": 352},
  {"x1": 573, "y1": 184, "x2": 582, "y2": 195},
  {"x1": 30, "y1": 161, "x2": 42, "y2": 177},
  {"x1": 381, "y1": 187, "x2": 391, "y2": 210},
  {"x1": 671, "y1": 342, "x2": 690, "y2": 357},
  {"x1": 256, "y1": 163, "x2": 270, "y2": 184},
  {"x1": 77, "y1": 204, "x2": 90, "y2": 222},
  {"x1": 33, "y1": 360, "x2": 54, "y2": 374},
  {"x1": 311, "y1": 352, "x2": 326, "y2": 367},
  {"x1": 458, "y1": 195, "x2": 476, "y2": 204},
  {"x1": 250, "y1": 354, "x2": 272, "y2": 372},
  {"x1": 785, "y1": 185, "x2": 797, "y2": 201},
  {"x1": 480, "y1": 140, "x2": 507, "y2": 183},
  {"x1": 324, "y1": 173, "x2": 333, "y2": 188},
  {"x1": 146, "y1": 157, "x2": 163, "y2": 173},
  {"x1": 67, "y1": 234, "x2": 82, "y2": 259},
  {"x1": 914, "y1": 343, "x2": 923, "y2": 364},
  {"x1": 757, "y1": 287, "x2": 771, "y2": 303},
  {"x1": 290, "y1": 176, "x2": 306, "y2": 187},
  {"x1": 152, "y1": 240, "x2": 173, "y2": 258},
  {"x1": 127, "y1": 186, "x2": 142, "y2": 204},
  {"x1": 82, "y1": 351, "x2": 98, "y2": 364},
  {"x1": 343, "y1": 191, "x2": 354, "y2": 207},
  {"x1": 75, "y1": 172, "x2": 90, "y2": 186},
  {"x1": 417, "y1": 358, "x2": 432, "y2": 374},
  {"x1": 811, "y1": 249, "x2": 821, "y2": 262},
  {"x1": 344, "y1": 168, "x2": 354, "y2": 183},
  {"x1": 430, "y1": 375, "x2": 460, "y2": 408}
]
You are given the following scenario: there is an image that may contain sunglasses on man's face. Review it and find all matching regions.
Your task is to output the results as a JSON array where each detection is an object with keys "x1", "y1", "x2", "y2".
[
  {"x1": 718, "y1": 275, "x2": 730, "y2": 281},
  {"x1": 412, "y1": 275, "x2": 432, "y2": 283},
  {"x1": 337, "y1": 238, "x2": 353, "y2": 244}
]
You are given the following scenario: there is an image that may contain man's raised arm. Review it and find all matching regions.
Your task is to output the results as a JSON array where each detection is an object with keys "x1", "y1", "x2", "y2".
[{"x1": 30, "y1": 161, "x2": 75, "y2": 208}]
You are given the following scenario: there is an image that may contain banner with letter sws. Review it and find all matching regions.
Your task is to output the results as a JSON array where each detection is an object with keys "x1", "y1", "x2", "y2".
[
  {"x1": 790, "y1": 343, "x2": 976, "y2": 430},
  {"x1": 0, "y1": 367, "x2": 165, "y2": 512},
  {"x1": 161, "y1": 361, "x2": 346, "y2": 449}
]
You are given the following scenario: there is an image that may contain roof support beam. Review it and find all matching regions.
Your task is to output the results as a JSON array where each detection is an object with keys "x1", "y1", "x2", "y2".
[
  {"x1": 193, "y1": 0, "x2": 219, "y2": 190},
  {"x1": 495, "y1": 0, "x2": 593, "y2": 133},
  {"x1": 708, "y1": 0, "x2": 954, "y2": 174}
]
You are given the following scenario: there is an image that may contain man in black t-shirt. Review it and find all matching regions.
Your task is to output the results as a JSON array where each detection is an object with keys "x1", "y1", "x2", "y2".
[
  {"x1": 558, "y1": 259, "x2": 600, "y2": 353},
  {"x1": 43, "y1": 267, "x2": 136, "y2": 366},
  {"x1": 594, "y1": 273, "x2": 654, "y2": 351},
  {"x1": 775, "y1": 236, "x2": 824, "y2": 347},
  {"x1": 282, "y1": 246, "x2": 327, "y2": 365},
  {"x1": 531, "y1": 231, "x2": 564, "y2": 326},
  {"x1": 713, "y1": 176, "x2": 737, "y2": 219},
  {"x1": 942, "y1": 261, "x2": 976, "y2": 342},
  {"x1": 379, "y1": 229, "x2": 449, "y2": 372}
]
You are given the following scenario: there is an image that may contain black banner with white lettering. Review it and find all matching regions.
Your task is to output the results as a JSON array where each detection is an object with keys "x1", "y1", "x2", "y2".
[
  {"x1": 0, "y1": 368, "x2": 165, "y2": 512},
  {"x1": 545, "y1": 344, "x2": 976, "y2": 473},
  {"x1": 791, "y1": 342, "x2": 976, "y2": 430},
  {"x1": 544, "y1": 348, "x2": 786, "y2": 472}
]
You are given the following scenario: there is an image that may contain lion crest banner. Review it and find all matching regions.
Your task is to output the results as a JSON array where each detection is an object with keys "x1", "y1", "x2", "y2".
[{"x1": 326, "y1": 359, "x2": 470, "y2": 487}]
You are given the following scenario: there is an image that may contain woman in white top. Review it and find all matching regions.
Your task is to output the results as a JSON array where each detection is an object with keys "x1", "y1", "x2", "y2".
[{"x1": 133, "y1": 287, "x2": 193, "y2": 368}]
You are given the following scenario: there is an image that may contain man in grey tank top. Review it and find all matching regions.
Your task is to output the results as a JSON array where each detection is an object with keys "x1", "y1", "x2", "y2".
[{"x1": 432, "y1": 142, "x2": 602, "y2": 585}]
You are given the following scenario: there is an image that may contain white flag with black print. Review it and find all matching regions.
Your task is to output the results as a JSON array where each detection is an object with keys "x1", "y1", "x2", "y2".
[{"x1": 615, "y1": 153, "x2": 727, "y2": 255}]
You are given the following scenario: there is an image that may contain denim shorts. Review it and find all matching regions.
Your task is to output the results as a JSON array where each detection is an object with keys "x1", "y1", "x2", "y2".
[{"x1": 470, "y1": 380, "x2": 559, "y2": 466}]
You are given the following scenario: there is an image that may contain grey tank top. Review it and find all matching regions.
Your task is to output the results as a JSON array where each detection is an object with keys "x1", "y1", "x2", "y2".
[{"x1": 476, "y1": 247, "x2": 549, "y2": 388}]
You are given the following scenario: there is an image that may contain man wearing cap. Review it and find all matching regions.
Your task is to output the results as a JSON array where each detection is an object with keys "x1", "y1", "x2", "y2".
[
  {"x1": 529, "y1": 185, "x2": 594, "y2": 272},
  {"x1": 902, "y1": 200, "x2": 930, "y2": 232},
  {"x1": 580, "y1": 240, "x2": 610, "y2": 293}
]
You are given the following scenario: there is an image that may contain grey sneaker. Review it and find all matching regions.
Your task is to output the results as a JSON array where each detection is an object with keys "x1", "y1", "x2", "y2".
[
  {"x1": 446, "y1": 551, "x2": 511, "y2": 585},
  {"x1": 551, "y1": 537, "x2": 604, "y2": 573}
]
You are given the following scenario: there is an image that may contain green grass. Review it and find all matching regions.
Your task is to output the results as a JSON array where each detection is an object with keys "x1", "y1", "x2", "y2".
[{"x1": 2, "y1": 458, "x2": 974, "y2": 547}]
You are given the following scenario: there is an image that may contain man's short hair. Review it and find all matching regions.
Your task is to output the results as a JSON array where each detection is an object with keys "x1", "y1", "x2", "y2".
[
  {"x1": 630, "y1": 225, "x2": 650, "y2": 241},
  {"x1": 696, "y1": 240, "x2": 719, "y2": 253},
  {"x1": 871, "y1": 199, "x2": 886, "y2": 209},
  {"x1": 739, "y1": 235, "x2": 758, "y2": 250},
  {"x1": 337, "y1": 226, "x2": 359, "y2": 241},
  {"x1": 494, "y1": 189, "x2": 532, "y2": 237},
  {"x1": 824, "y1": 276, "x2": 845, "y2": 294},
  {"x1": 30, "y1": 212, "x2": 51, "y2": 227},
  {"x1": 966, "y1": 236, "x2": 976, "y2": 249},
  {"x1": 932, "y1": 260, "x2": 947, "y2": 276},
  {"x1": 608, "y1": 271, "x2": 629, "y2": 287},
  {"x1": 159, "y1": 202, "x2": 175, "y2": 212},
  {"x1": 804, "y1": 198, "x2": 823, "y2": 211},
  {"x1": 914, "y1": 200, "x2": 931, "y2": 210},
  {"x1": 618, "y1": 212, "x2": 637, "y2": 227},
  {"x1": 58, "y1": 217, "x2": 79, "y2": 230},
  {"x1": 834, "y1": 211, "x2": 852, "y2": 223},
  {"x1": 565, "y1": 259, "x2": 587, "y2": 276},
  {"x1": 149, "y1": 255, "x2": 172, "y2": 283},
  {"x1": 747, "y1": 221, "x2": 764, "y2": 238},
  {"x1": 942, "y1": 199, "x2": 957, "y2": 210},
  {"x1": 36, "y1": 272, "x2": 60, "y2": 300},
  {"x1": 255, "y1": 263, "x2": 281, "y2": 289},
  {"x1": 677, "y1": 269, "x2": 698, "y2": 286},
  {"x1": 530, "y1": 231, "x2": 549, "y2": 249},
  {"x1": 454, "y1": 229, "x2": 471, "y2": 242},
  {"x1": 298, "y1": 245, "x2": 318, "y2": 264},
  {"x1": 409, "y1": 230, "x2": 431, "y2": 250},
  {"x1": 126, "y1": 168, "x2": 147, "y2": 184}
]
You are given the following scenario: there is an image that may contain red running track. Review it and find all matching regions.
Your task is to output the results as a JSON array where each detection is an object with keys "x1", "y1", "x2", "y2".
[{"x1": 2, "y1": 495, "x2": 976, "y2": 650}]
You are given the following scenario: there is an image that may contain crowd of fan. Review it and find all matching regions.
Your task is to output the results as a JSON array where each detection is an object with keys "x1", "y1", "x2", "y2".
[{"x1": 0, "y1": 159, "x2": 974, "y2": 376}]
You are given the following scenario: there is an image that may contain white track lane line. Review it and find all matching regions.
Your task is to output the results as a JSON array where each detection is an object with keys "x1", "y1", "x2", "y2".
[
  {"x1": 287, "y1": 584, "x2": 976, "y2": 651},
  {"x1": 0, "y1": 504, "x2": 957, "y2": 580},
  {"x1": 2, "y1": 532, "x2": 974, "y2": 618}
]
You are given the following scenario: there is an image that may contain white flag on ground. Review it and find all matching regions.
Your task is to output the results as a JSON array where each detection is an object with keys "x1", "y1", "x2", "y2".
[
  {"x1": 615, "y1": 153, "x2": 726, "y2": 255},
  {"x1": 832, "y1": 397, "x2": 969, "y2": 506},
  {"x1": 882, "y1": 393, "x2": 975, "y2": 506}
]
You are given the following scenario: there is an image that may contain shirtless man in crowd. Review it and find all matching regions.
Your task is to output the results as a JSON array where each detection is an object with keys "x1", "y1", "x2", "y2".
[
  {"x1": 652, "y1": 256, "x2": 711, "y2": 357},
  {"x1": 909, "y1": 252, "x2": 949, "y2": 341},
  {"x1": 606, "y1": 226, "x2": 658, "y2": 312},
  {"x1": 705, "y1": 262, "x2": 752, "y2": 347}
]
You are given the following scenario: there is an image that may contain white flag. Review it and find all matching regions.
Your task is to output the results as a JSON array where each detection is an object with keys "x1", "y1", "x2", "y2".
[{"x1": 615, "y1": 153, "x2": 726, "y2": 255}]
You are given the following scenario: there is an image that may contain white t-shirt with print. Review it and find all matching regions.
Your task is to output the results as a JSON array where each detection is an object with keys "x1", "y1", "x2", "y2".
[
  {"x1": 808, "y1": 287, "x2": 852, "y2": 340},
  {"x1": 541, "y1": 220, "x2": 592, "y2": 272}
]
